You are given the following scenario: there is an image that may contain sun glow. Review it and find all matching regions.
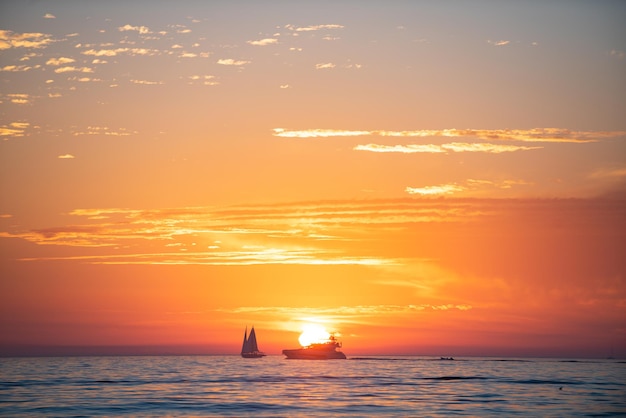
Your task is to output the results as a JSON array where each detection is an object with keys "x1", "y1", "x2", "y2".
[{"x1": 298, "y1": 323, "x2": 330, "y2": 347}]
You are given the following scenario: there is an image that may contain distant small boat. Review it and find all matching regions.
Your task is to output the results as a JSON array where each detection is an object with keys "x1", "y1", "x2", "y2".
[
  {"x1": 282, "y1": 334, "x2": 347, "y2": 360},
  {"x1": 241, "y1": 326, "x2": 266, "y2": 358}
]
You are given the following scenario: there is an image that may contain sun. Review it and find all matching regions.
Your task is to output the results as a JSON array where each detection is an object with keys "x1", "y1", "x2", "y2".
[{"x1": 298, "y1": 323, "x2": 330, "y2": 347}]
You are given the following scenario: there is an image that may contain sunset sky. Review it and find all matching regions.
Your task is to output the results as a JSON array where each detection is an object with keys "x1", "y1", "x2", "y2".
[{"x1": 1, "y1": 1, "x2": 625, "y2": 358}]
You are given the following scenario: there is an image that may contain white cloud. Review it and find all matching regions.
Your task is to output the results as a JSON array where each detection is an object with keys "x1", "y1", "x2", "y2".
[
  {"x1": 44, "y1": 13, "x2": 56, "y2": 19},
  {"x1": 54, "y1": 66, "x2": 93, "y2": 73},
  {"x1": 217, "y1": 58, "x2": 250, "y2": 66},
  {"x1": 247, "y1": 38, "x2": 278, "y2": 46},
  {"x1": 315, "y1": 63, "x2": 335, "y2": 69},
  {"x1": 286, "y1": 24, "x2": 345, "y2": 32},
  {"x1": 406, "y1": 184, "x2": 465, "y2": 196}
]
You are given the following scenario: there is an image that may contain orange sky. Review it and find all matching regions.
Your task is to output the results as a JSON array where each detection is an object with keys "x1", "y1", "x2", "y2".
[{"x1": 1, "y1": 1, "x2": 625, "y2": 358}]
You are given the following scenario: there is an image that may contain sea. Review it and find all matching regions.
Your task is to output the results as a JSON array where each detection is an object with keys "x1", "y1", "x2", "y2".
[{"x1": 1, "y1": 355, "x2": 624, "y2": 417}]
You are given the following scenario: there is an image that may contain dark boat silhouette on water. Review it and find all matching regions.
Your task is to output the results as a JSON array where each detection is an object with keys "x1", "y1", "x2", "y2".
[
  {"x1": 241, "y1": 326, "x2": 266, "y2": 358},
  {"x1": 282, "y1": 334, "x2": 347, "y2": 360}
]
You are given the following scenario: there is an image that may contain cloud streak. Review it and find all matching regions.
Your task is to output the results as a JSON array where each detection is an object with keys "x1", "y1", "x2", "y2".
[
  {"x1": 273, "y1": 128, "x2": 625, "y2": 143},
  {"x1": 355, "y1": 142, "x2": 542, "y2": 154}
]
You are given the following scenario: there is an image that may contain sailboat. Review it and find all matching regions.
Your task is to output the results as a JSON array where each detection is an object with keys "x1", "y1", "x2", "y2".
[{"x1": 241, "y1": 326, "x2": 266, "y2": 358}]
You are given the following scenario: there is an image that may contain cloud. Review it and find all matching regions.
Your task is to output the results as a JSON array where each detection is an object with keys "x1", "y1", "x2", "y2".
[
  {"x1": 0, "y1": 30, "x2": 54, "y2": 49},
  {"x1": 0, "y1": 65, "x2": 41, "y2": 72},
  {"x1": 273, "y1": 128, "x2": 370, "y2": 138},
  {"x1": 0, "y1": 121, "x2": 30, "y2": 138},
  {"x1": 610, "y1": 49, "x2": 625, "y2": 59},
  {"x1": 286, "y1": 24, "x2": 345, "y2": 32},
  {"x1": 219, "y1": 303, "x2": 472, "y2": 323},
  {"x1": 406, "y1": 184, "x2": 465, "y2": 196},
  {"x1": 589, "y1": 167, "x2": 626, "y2": 179},
  {"x1": 118, "y1": 24, "x2": 151, "y2": 34},
  {"x1": 488, "y1": 40, "x2": 510, "y2": 46},
  {"x1": 187, "y1": 75, "x2": 218, "y2": 86},
  {"x1": 356, "y1": 142, "x2": 541, "y2": 154},
  {"x1": 82, "y1": 48, "x2": 129, "y2": 57},
  {"x1": 58, "y1": 154, "x2": 75, "y2": 159},
  {"x1": 2, "y1": 199, "x2": 488, "y2": 264},
  {"x1": 5, "y1": 93, "x2": 32, "y2": 104},
  {"x1": 315, "y1": 63, "x2": 335, "y2": 69},
  {"x1": 217, "y1": 58, "x2": 251, "y2": 66},
  {"x1": 43, "y1": 13, "x2": 56, "y2": 19},
  {"x1": 247, "y1": 38, "x2": 278, "y2": 46},
  {"x1": 273, "y1": 128, "x2": 626, "y2": 143},
  {"x1": 46, "y1": 57, "x2": 75, "y2": 66},
  {"x1": 54, "y1": 66, "x2": 93, "y2": 73},
  {"x1": 129, "y1": 79, "x2": 163, "y2": 85},
  {"x1": 72, "y1": 126, "x2": 137, "y2": 136},
  {"x1": 355, "y1": 143, "x2": 445, "y2": 153},
  {"x1": 406, "y1": 179, "x2": 533, "y2": 196}
]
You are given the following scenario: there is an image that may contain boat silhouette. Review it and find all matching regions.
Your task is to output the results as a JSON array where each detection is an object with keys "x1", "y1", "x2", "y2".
[
  {"x1": 282, "y1": 334, "x2": 347, "y2": 360},
  {"x1": 241, "y1": 326, "x2": 266, "y2": 358}
]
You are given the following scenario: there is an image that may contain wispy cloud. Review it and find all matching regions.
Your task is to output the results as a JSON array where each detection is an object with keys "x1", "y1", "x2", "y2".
[
  {"x1": 71, "y1": 126, "x2": 137, "y2": 136},
  {"x1": 247, "y1": 38, "x2": 278, "y2": 46},
  {"x1": 129, "y1": 79, "x2": 163, "y2": 85},
  {"x1": 217, "y1": 58, "x2": 251, "y2": 66},
  {"x1": 46, "y1": 57, "x2": 75, "y2": 66},
  {"x1": 315, "y1": 62, "x2": 336, "y2": 70},
  {"x1": 187, "y1": 75, "x2": 218, "y2": 86},
  {"x1": 488, "y1": 40, "x2": 510, "y2": 46},
  {"x1": 43, "y1": 13, "x2": 56, "y2": 19},
  {"x1": 219, "y1": 303, "x2": 472, "y2": 325},
  {"x1": 2, "y1": 199, "x2": 487, "y2": 264},
  {"x1": 54, "y1": 66, "x2": 94, "y2": 74},
  {"x1": 82, "y1": 48, "x2": 129, "y2": 57},
  {"x1": 4, "y1": 93, "x2": 32, "y2": 104},
  {"x1": 58, "y1": 154, "x2": 75, "y2": 159},
  {"x1": 355, "y1": 142, "x2": 541, "y2": 154},
  {"x1": 273, "y1": 128, "x2": 370, "y2": 138},
  {"x1": 273, "y1": 128, "x2": 626, "y2": 143},
  {"x1": 406, "y1": 178, "x2": 532, "y2": 196},
  {"x1": 286, "y1": 24, "x2": 345, "y2": 32},
  {"x1": 0, "y1": 121, "x2": 30, "y2": 138},
  {"x1": 0, "y1": 30, "x2": 54, "y2": 49},
  {"x1": 589, "y1": 167, "x2": 626, "y2": 179},
  {"x1": 0, "y1": 64, "x2": 41, "y2": 72},
  {"x1": 406, "y1": 184, "x2": 464, "y2": 196},
  {"x1": 118, "y1": 24, "x2": 152, "y2": 34}
]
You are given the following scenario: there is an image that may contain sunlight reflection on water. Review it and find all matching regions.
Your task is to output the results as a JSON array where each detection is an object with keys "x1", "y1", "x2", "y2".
[{"x1": 1, "y1": 356, "x2": 624, "y2": 416}]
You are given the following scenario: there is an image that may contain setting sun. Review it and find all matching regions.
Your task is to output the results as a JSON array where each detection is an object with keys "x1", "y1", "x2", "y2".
[{"x1": 298, "y1": 324, "x2": 331, "y2": 347}]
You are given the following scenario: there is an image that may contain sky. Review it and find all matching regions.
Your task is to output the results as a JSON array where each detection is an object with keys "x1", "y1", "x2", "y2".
[{"x1": 1, "y1": 0, "x2": 625, "y2": 358}]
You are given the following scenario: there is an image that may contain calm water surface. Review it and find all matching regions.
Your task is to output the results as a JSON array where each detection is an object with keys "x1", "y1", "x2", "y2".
[{"x1": 1, "y1": 355, "x2": 624, "y2": 416}]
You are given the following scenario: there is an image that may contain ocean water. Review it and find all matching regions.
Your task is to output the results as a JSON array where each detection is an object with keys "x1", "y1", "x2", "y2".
[{"x1": 1, "y1": 355, "x2": 624, "y2": 417}]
